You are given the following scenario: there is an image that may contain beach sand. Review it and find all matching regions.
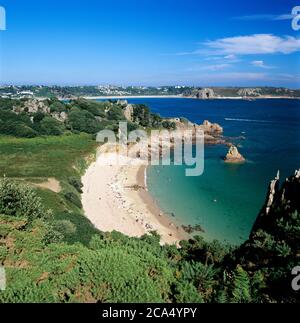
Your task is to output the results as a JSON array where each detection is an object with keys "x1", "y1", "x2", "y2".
[{"x1": 81, "y1": 148, "x2": 187, "y2": 245}]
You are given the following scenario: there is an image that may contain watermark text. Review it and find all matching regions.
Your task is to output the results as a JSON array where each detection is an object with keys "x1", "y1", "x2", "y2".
[{"x1": 0, "y1": 6, "x2": 6, "y2": 31}]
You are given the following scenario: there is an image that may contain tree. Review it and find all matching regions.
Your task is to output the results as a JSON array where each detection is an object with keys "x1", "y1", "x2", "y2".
[
  {"x1": 39, "y1": 116, "x2": 65, "y2": 136},
  {"x1": 68, "y1": 108, "x2": 101, "y2": 134}
]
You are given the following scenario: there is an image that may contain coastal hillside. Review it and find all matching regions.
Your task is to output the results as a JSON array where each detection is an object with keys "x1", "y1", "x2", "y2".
[
  {"x1": 234, "y1": 170, "x2": 300, "y2": 302},
  {"x1": 0, "y1": 97, "x2": 176, "y2": 138},
  {"x1": 183, "y1": 87, "x2": 300, "y2": 99},
  {"x1": 1, "y1": 85, "x2": 299, "y2": 99},
  {"x1": 0, "y1": 97, "x2": 223, "y2": 245},
  {"x1": 0, "y1": 97, "x2": 299, "y2": 303},
  {"x1": 0, "y1": 170, "x2": 299, "y2": 303}
]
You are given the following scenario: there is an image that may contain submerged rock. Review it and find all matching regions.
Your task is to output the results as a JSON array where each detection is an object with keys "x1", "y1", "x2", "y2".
[
  {"x1": 224, "y1": 145, "x2": 245, "y2": 163},
  {"x1": 182, "y1": 224, "x2": 205, "y2": 234}
]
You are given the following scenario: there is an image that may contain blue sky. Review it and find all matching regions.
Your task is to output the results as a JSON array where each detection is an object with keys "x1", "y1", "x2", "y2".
[{"x1": 0, "y1": 0, "x2": 299, "y2": 87}]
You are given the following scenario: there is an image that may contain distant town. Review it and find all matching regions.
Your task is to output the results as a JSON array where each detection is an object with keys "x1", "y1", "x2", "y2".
[{"x1": 0, "y1": 85, "x2": 299, "y2": 99}]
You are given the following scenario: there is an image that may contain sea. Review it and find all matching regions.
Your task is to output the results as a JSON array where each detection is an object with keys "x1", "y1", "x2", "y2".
[{"x1": 100, "y1": 98, "x2": 300, "y2": 244}]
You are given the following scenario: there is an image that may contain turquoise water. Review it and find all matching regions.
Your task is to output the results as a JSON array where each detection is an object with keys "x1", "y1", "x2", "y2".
[{"x1": 100, "y1": 98, "x2": 300, "y2": 244}]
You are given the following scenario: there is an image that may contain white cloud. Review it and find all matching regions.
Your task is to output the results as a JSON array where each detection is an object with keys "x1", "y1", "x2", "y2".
[
  {"x1": 251, "y1": 60, "x2": 275, "y2": 69},
  {"x1": 189, "y1": 72, "x2": 269, "y2": 84},
  {"x1": 251, "y1": 60, "x2": 265, "y2": 67},
  {"x1": 224, "y1": 54, "x2": 237, "y2": 60},
  {"x1": 233, "y1": 14, "x2": 294, "y2": 21},
  {"x1": 203, "y1": 34, "x2": 300, "y2": 55},
  {"x1": 200, "y1": 64, "x2": 230, "y2": 71},
  {"x1": 204, "y1": 54, "x2": 238, "y2": 62},
  {"x1": 274, "y1": 14, "x2": 294, "y2": 21},
  {"x1": 186, "y1": 63, "x2": 231, "y2": 72}
]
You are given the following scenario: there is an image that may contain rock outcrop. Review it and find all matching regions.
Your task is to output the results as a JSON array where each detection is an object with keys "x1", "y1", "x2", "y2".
[
  {"x1": 164, "y1": 118, "x2": 224, "y2": 145},
  {"x1": 201, "y1": 120, "x2": 223, "y2": 133},
  {"x1": 51, "y1": 111, "x2": 68, "y2": 122},
  {"x1": 264, "y1": 170, "x2": 280, "y2": 215},
  {"x1": 13, "y1": 99, "x2": 50, "y2": 114},
  {"x1": 12, "y1": 99, "x2": 68, "y2": 122},
  {"x1": 196, "y1": 88, "x2": 215, "y2": 99},
  {"x1": 184, "y1": 88, "x2": 215, "y2": 99},
  {"x1": 116, "y1": 100, "x2": 135, "y2": 122},
  {"x1": 123, "y1": 103, "x2": 134, "y2": 122},
  {"x1": 224, "y1": 145, "x2": 245, "y2": 163}
]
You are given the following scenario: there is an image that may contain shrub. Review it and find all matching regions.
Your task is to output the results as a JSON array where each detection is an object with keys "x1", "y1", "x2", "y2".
[
  {"x1": 0, "y1": 178, "x2": 52, "y2": 221},
  {"x1": 49, "y1": 100, "x2": 65, "y2": 113},
  {"x1": 53, "y1": 220, "x2": 77, "y2": 236},
  {"x1": 68, "y1": 177, "x2": 83, "y2": 193},
  {"x1": 38, "y1": 116, "x2": 65, "y2": 136},
  {"x1": 71, "y1": 99, "x2": 107, "y2": 117},
  {"x1": 68, "y1": 108, "x2": 101, "y2": 134},
  {"x1": 42, "y1": 221, "x2": 64, "y2": 244},
  {"x1": 0, "y1": 120, "x2": 37, "y2": 138},
  {"x1": 174, "y1": 282, "x2": 204, "y2": 303},
  {"x1": 64, "y1": 191, "x2": 82, "y2": 208},
  {"x1": 107, "y1": 105, "x2": 126, "y2": 121}
]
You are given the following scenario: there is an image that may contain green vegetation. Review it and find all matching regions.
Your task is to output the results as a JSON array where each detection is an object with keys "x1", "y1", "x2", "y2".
[
  {"x1": 0, "y1": 97, "x2": 175, "y2": 138},
  {"x1": 0, "y1": 97, "x2": 179, "y2": 252},
  {"x1": 0, "y1": 178, "x2": 52, "y2": 222},
  {"x1": 0, "y1": 177, "x2": 299, "y2": 303},
  {"x1": 0, "y1": 134, "x2": 96, "y2": 178},
  {"x1": 0, "y1": 97, "x2": 299, "y2": 303},
  {"x1": 132, "y1": 104, "x2": 175, "y2": 129},
  {"x1": 0, "y1": 133, "x2": 99, "y2": 246}
]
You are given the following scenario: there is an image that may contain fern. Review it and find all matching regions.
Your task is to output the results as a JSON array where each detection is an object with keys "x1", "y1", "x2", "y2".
[{"x1": 231, "y1": 265, "x2": 252, "y2": 303}]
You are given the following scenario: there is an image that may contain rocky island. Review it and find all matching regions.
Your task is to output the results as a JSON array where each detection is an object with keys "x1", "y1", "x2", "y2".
[{"x1": 224, "y1": 145, "x2": 245, "y2": 163}]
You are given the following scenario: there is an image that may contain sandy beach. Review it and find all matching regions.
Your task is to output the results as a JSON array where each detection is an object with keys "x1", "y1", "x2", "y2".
[{"x1": 81, "y1": 146, "x2": 187, "y2": 245}]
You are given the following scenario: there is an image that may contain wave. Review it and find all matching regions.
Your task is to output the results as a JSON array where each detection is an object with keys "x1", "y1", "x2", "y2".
[{"x1": 225, "y1": 118, "x2": 273, "y2": 123}]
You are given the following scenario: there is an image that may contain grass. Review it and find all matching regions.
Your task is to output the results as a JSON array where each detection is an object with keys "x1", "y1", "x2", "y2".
[
  {"x1": 0, "y1": 133, "x2": 100, "y2": 245},
  {"x1": 0, "y1": 133, "x2": 97, "y2": 179}
]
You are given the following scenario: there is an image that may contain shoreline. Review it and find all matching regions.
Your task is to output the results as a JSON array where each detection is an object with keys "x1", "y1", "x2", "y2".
[
  {"x1": 81, "y1": 148, "x2": 187, "y2": 245},
  {"x1": 27, "y1": 95, "x2": 300, "y2": 101},
  {"x1": 81, "y1": 95, "x2": 299, "y2": 100},
  {"x1": 82, "y1": 95, "x2": 184, "y2": 100}
]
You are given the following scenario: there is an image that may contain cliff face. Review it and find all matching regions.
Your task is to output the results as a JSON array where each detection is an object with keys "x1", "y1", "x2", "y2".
[
  {"x1": 233, "y1": 170, "x2": 300, "y2": 302},
  {"x1": 196, "y1": 88, "x2": 215, "y2": 99},
  {"x1": 185, "y1": 88, "x2": 215, "y2": 99},
  {"x1": 251, "y1": 169, "x2": 300, "y2": 236}
]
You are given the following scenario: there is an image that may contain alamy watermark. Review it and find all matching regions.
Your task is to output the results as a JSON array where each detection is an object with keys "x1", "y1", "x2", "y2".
[
  {"x1": 291, "y1": 266, "x2": 300, "y2": 291},
  {"x1": 96, "y1": 122, "x2": 204, "y2": 177},
  {"x1": 0, "y1": 6, "x2": 6, "y2": 31},
  {"x1": 292, "y1": 6, "x2": 300, "y2": 31},
  {"x1": 0, "y1": 266, "x2": 6, "y2": 291}
]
